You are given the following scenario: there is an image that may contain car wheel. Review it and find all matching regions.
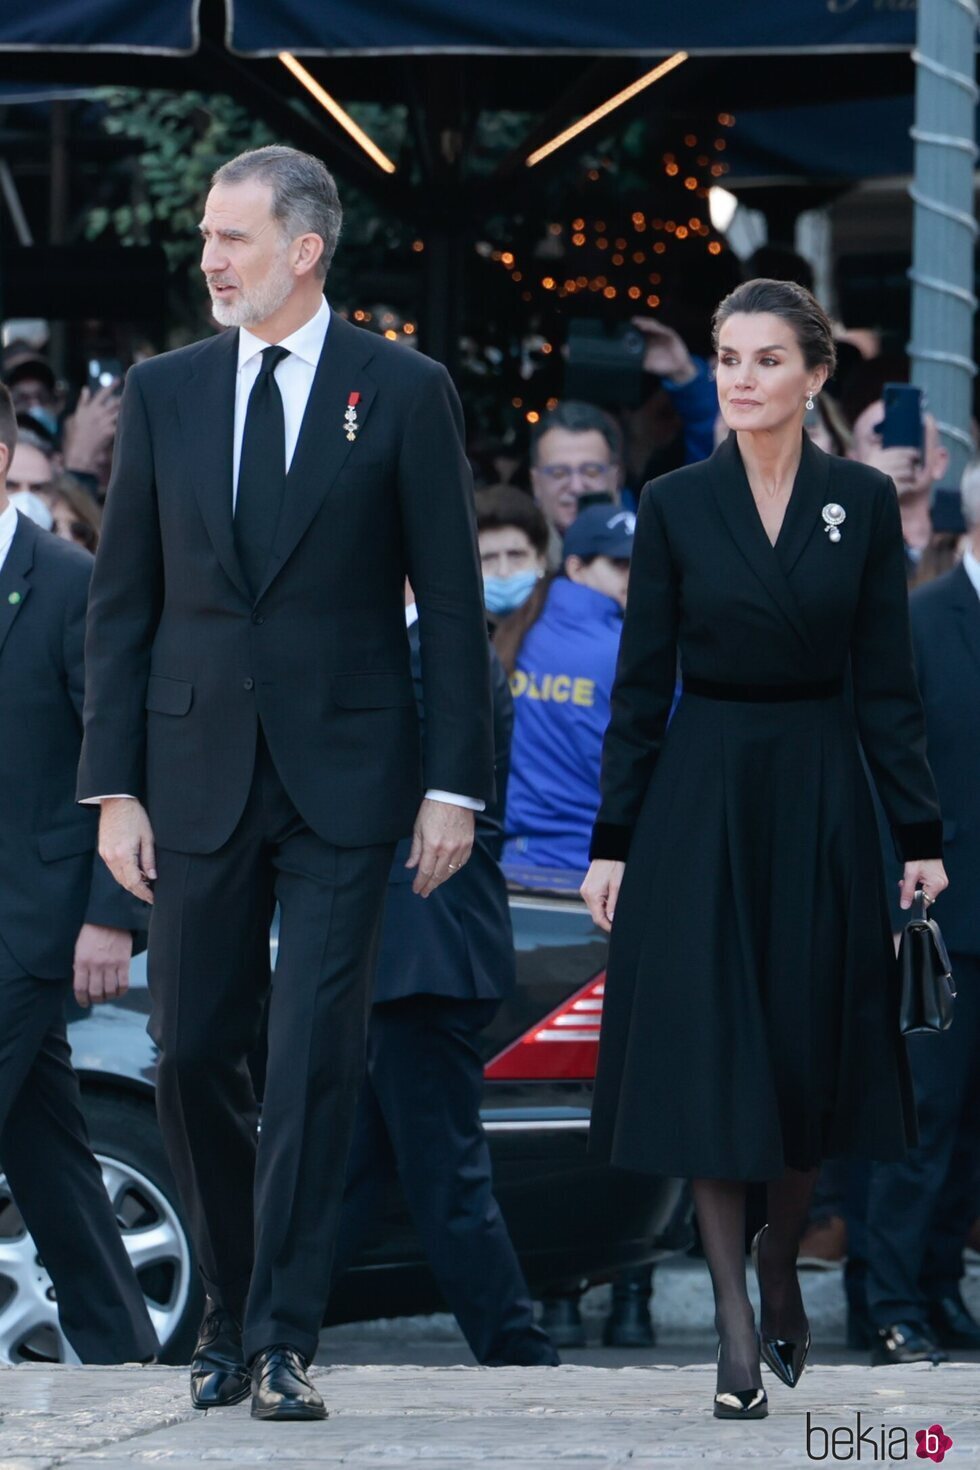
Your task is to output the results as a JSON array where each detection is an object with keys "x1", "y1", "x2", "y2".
[{"x1": 0, "y1": 1089, "x2": 202, "y2": 1365}]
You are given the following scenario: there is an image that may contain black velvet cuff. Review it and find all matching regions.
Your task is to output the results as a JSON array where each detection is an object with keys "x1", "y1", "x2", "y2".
[
  {"x1": 894, "y1": 819, "x2": 944, "y2": 863},
  {"x1": 589, "y1": 822, "x2": 633, "y2": 863}
]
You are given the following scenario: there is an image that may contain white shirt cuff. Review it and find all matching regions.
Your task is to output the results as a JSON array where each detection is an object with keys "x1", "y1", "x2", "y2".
[
  {"x1": 79, "y1": 795, "x2": 136, "y2": 805},
  {"x1": 425, "y1": 789, "x2": 485, "y2": 812}
]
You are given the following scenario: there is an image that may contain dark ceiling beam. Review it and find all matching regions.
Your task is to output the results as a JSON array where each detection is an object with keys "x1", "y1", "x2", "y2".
[
  {"x1": 488, "y1": 58, "x2": 626, "y2": 186},
  {"x1": 191, "y1": 40, "x2": 415, "y2": 215}
]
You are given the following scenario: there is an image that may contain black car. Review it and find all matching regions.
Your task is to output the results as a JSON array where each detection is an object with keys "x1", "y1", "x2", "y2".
[{"x1": 0, "y1": 892, "x2": 686, "y2": 1363}]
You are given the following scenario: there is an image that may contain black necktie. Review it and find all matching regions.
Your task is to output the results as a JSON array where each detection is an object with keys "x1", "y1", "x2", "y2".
[{"x1": 234, "y1": 344, "x2": 290, "y2": 597}]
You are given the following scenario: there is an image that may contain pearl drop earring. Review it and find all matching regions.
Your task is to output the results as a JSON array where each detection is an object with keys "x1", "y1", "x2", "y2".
[{"x1": 806, "y1": 391, "x2": 815, "y2": 411}]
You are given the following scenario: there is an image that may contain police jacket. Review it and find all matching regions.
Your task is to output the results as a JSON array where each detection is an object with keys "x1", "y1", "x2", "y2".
[{"x1": 504, "y1": 576, "x2": 623, "y2": 875}]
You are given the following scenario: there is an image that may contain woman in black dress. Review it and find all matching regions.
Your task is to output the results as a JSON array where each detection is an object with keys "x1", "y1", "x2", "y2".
[{"x1": 581, "y1": 279, "x2": 948, "y2": 1420}]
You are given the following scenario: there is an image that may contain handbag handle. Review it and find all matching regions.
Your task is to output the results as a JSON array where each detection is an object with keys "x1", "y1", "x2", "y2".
[{"x1": 912, "y1": 887, "x2": 931, "y2": 922}]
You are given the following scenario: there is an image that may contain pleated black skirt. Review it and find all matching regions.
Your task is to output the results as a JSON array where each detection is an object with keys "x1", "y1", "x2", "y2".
[{"x1": 588, "y1": 687, "x2": 917, "y2": 1181}]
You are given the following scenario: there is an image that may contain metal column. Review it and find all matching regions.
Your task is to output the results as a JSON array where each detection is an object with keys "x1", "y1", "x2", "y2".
[{"x1": 908, "y1": 0, "x2": 979, "y2": 488}]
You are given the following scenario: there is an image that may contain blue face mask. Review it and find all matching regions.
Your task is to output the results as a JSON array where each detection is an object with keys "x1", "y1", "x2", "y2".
[
  {"x1": 483, "y1": 569, "x2": 540, "y2": 616},
  {"x1": 24, "y1": 406, "x2": 59, "y2": 440}
]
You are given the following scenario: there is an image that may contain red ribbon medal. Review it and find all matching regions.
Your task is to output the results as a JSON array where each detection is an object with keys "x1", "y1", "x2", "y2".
[{"x1": 345, "y1": 391, "x2": 361, "y2": 442}]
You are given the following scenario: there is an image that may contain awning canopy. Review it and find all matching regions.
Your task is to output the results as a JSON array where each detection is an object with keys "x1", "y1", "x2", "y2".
[
  {"x1": 0, "y1": 0, "x2": 922, "y2": 59},
  {"x1": 226, "y1": 0, "x2": 916, "y2": 56},
  {"x1": 0, "y1": 0, "x2": 198, "y2": 54}
]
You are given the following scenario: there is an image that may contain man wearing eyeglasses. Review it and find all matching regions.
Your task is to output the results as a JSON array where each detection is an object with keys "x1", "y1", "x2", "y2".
[{"x1": 529, "y1": 402, "x2": 622, "y2": 566}]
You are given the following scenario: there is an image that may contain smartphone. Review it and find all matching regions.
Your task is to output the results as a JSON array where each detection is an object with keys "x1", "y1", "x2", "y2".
[
  {"x1": 87, "y1": 356, "x2": 124, "y2": 395},
  {"x1": 876, "y1": 383, "x2": 924, "y2": 452}
]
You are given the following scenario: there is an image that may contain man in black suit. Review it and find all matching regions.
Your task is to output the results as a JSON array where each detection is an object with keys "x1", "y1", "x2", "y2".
[
  {"x1": 0, "y1": 386, "x2": 157, "y2": 1365},
  {"x1": 330, "y1": 583, "x2": 558, "y2": 1366},
  {"x1": 78, "y1": 147, "x2": 493, "y2": 1419},
  {"x1": 863, "y1": 463, "x2": 980, "y2": 1364}
]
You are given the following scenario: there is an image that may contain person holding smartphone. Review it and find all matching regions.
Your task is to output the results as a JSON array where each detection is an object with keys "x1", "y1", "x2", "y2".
[{"x1": 849, "y1": 389, "x2": 949, "y2": 570}]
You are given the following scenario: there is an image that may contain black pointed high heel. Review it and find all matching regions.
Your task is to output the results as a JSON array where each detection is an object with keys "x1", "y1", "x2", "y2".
[
  {"x1": 751, "y1": 1224, "x2": 811, "y2": 1389},
  {"x1": 712, "y1": 1340, "x2": 768, "y2": 1420}
]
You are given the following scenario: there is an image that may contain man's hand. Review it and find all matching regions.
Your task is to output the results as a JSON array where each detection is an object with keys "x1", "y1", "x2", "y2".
[
  {"x1": 73, "y1": 923, "x2": 133, "y2": 1008},
  {"x1": 62, "y1": 384, "x2": 121, "y2": 475},
  {"x1": 631, "y1": 318, "x2": 698, "y2": 385},
  {"x1": 99, "y1": 797, "x2": 156, "y2": 904},
  {"x1": 405, "y1": 799, "x2": 475, "y2": 898}
]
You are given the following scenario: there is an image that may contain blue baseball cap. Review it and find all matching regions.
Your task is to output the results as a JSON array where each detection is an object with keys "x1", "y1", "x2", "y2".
[{"x1": 563, "y1": 504, "x2": 636, "y2": 560}]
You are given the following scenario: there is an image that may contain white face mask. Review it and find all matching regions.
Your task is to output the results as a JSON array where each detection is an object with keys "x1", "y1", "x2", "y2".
[{"x1": 8, "y1": 490, "x2": 53, "y2": 530}]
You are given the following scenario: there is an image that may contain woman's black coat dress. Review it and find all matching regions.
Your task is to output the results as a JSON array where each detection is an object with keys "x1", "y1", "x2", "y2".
[{"x1": 588, "y1": 433, "x2": 943, "y2": 1181}]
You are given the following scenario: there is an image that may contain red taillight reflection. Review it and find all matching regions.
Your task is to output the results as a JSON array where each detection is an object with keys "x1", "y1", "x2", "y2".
[{"x1": 484, "y1": 972, "x2": 605, "y2": 1082}]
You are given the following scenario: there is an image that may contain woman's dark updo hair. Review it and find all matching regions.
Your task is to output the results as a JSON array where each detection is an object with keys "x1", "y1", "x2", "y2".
[{"x1": 711, "y1": 277, "x2": 837, "y2": 376}]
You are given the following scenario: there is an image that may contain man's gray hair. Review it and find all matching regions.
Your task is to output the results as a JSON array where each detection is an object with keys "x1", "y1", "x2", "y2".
[
  {"x1": 961, "y1": 454, "x2": 980, "y2": 529},
  {"x1": 212, "y1": 146, "x2": 342, "y2": 278}
]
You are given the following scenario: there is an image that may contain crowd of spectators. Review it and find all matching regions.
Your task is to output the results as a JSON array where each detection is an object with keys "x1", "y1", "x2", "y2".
[{"x1": 0, "y1": 324, "x2": 126, "y2": 552}]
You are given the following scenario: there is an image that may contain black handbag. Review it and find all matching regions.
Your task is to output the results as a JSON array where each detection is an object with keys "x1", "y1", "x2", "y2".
[{"x1": 898, "y1": 889, "x2": 956, "y2": 1035}]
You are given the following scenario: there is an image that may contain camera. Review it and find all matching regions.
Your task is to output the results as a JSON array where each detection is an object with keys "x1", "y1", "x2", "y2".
[{"x1": 564, "y1": 320, "x2": 647, "y2": 408}]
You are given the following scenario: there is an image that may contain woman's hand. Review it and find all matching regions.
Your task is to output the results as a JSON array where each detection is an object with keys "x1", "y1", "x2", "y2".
[
  {"x1": 899, "y1": 858, "x2": 949, "y2": 911},
  {"x1": 581, "y1": 859, "x2": 626, "y2": 933}
]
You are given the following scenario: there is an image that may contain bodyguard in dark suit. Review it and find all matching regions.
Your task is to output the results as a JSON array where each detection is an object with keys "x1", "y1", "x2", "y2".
[
  {"x1": 0, "y1": 389, "x2": 157, "y2": 1364},
  {"x1": 331, "y1": 598, "x2": 558, "y2": 1366},
  {"x1": 78, "y1": 148, "x2": 492, "y2": 1418},
  {"x1": 863, "y1": 504, "x2": 980, "y2": 1363}
]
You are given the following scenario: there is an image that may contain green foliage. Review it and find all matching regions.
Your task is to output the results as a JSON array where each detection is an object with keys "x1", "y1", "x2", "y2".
[{"x1": 86, "y1": 89, "x2": 276, "y2": 276}]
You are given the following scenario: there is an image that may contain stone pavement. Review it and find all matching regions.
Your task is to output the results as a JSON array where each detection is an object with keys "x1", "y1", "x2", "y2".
[{"x1": 1, "y1": 1360, "x2": 978, "y2": 1467}]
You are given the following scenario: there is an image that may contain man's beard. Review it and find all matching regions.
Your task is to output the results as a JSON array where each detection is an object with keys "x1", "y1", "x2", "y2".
[{"x1": 208, "y1": 248, "x2": 295, "y2": 328}]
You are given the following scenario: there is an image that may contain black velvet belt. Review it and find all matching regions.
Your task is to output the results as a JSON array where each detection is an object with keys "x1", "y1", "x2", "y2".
[{"x1": 682, "y1": 675, "x2": 845, "y2": 703}]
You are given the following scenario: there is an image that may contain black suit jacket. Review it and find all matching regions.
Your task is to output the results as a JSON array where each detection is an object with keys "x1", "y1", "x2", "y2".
[
  {"x1": 77, "y1": 312, "x2": 494, "y2": 853},
  {"x1": 904, "y1": 564, "x2": 980, "y2": 954},
  {"x1": 373, "y1": 622, "x2": 515, "y2": 1003},
  {"x1": 592, "y1": 433, "x2": 942, "y2": 862},
  {"x1": 0, "y1": 514, "x2": 147, "y2": 979}
]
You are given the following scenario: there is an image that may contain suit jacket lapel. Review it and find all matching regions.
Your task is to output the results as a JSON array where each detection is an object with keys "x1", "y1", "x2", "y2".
[
  {"x1": 257, "y1": 315, "x2": 378, "y2": 601},
  {"x1": 709, "y1": 433, "x2": 816, "y2": 654},
  {"x1": 950, "y1": 562, "x2": 980, "y2": 680},
  {"x1": 0, "y1": 514, "x2": 36, "y2": 662},
  {"x1": 174, "y1": 329, "x2": 251, "y2": 602},
  {"x1": 775, "y1": 432, "x2": 830, "y2": 576}
]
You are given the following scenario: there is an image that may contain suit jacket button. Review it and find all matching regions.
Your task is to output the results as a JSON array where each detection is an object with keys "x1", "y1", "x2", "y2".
[
  {"x1": 243, "y1": 677, "x2": 255, "y2": 691},
  {"x1": 252, "y1": 614, "x2": 264, "y2": 625}
]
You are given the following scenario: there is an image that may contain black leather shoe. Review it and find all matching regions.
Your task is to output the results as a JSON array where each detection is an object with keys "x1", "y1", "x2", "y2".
[
  {"x1": 250, "y1": 1344, "x2": 327, "y2": 1421},
  {"x1": 871, "y1": 1322, "x2": 949, "y2": 1366},
  {"x1": 928, "y1": 1292, "x2": 980, "y2": 1349},
  {"x1": 713, "y1": 1386, "x2": 769, "y2": 1420},
  {"x1": 190, "y1": 1304, "x2": 250, "y2": 1410},
  {"x1": 603, "y1": 1294, "x2": 656, "y2": 1347},
  {"x1": 751, "y1": 1226, "x2": 811, "y2": 1388},
  {"x1": 538, "y1": 1295, "x2": 586, "y2": 1349},
  {"x1": 713, "y1": 1340, "x2": 767, "y2": 1419}
]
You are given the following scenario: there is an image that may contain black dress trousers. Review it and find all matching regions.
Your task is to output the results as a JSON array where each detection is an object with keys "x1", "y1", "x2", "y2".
[
  {"x1": 331, "y1": 995, "x2": 558, "y2": 1365},
  {"x1": 147, "y1": 731, "x2": 394, "y2": 1363},
  {"x1": 0, "y1": 938, "x2": 158, "y2": 1364},
  {"x1": 865, "y1": 953, "x2": 980, "y2": 1326}
]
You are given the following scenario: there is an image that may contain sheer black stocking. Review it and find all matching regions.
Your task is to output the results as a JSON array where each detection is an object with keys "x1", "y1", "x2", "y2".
[
  {"x1": 758, "y1": 1166, "x2": 819, "y2": 1340},
  {"x1": 692, "y1": 1178, "x2": 762, "y2": 1395}
]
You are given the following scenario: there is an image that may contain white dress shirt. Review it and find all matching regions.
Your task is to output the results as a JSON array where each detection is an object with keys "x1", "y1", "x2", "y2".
[
  {"x1": 0, "y1": 500, "x2": 18, "y2": 575},
  {"x1": 85, "y1": 305, "x2": 480, "y2": 811},
  {"x1": 963, "y1": 546, "x2": 980, "y2": 602}
]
